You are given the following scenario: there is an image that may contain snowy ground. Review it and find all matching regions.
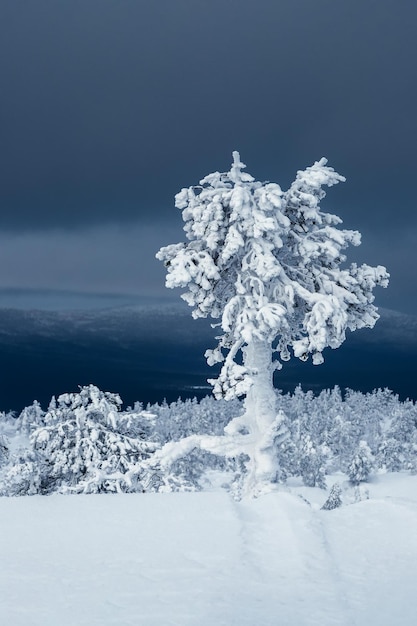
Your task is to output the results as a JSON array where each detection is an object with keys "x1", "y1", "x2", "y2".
[{"x1": 1, "y1": 473, "x2": 417, "y2": 626}]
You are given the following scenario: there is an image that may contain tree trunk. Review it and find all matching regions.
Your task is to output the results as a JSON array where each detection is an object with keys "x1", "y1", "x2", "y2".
[
  {"x1": 243, "y1": 339, "x2": 276, "y2": 432},
  {"x1": 154, "y1": 338, "x2": 285, "y2": 498},
  {"x1": 241, "y1": 339, "x2": 281, "y2": 494}
]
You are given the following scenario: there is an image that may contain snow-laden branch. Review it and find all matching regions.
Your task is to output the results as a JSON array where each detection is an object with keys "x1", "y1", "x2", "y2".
[{"x1": 156, "y1": 152, "x2": 389, "y2": 496}]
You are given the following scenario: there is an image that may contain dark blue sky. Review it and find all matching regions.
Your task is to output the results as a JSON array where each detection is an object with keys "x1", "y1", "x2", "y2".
[{"x1": 0, "y1": 0, "x2": 416, "y2": 314}]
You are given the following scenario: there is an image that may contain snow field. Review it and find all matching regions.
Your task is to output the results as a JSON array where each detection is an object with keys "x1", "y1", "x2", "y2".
[{"x1": 1, "y1": 473, "x2": 417, "y2": 626}]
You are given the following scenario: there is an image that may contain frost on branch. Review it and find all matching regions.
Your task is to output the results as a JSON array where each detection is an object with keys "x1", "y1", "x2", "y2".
[{"x1": 157, "y1": 152, "x2": 389, "y2": 401}]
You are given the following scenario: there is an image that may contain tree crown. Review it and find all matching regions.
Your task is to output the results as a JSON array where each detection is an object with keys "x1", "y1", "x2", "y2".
[{"x1": 157, "y1": 153, "x2": 389, "y2": 399}]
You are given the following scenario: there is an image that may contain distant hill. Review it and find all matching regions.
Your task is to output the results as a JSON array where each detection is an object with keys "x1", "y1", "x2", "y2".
[{"x1": 0, "y1": 304, "x2": 415, "y2": 412}]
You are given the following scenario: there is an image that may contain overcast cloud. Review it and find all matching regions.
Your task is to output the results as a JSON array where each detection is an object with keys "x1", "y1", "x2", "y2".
[
  {"x1": 0, "y1": 1, "x2": 415, "y2": 312},
  {"x1": 0, "y1": 223, "x2": 179, "y2": 297}
]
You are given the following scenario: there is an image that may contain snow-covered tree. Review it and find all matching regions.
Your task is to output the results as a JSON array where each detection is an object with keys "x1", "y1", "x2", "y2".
[
  {"x1": 321, "y1": 482, "x2": 342, "y2": 510},
  {"x1": 299, "y1": 435, "x2": 328, "y2": 489},
  {"x1": 14, "y1": 400, "x2": 45, "y2": 436},
  {"x1": 0, "y1": 448, "x2": 42, "y2": 496},
  {"x1": 348, "y1": 440, "x2": 374, "y2": 485},
  {"x1": 156, "y1": 152, "x2": 389, "y2": 496},
  {"x1": 2, "y1": 386, "x2": 157, "y2": 495},
  {"x1": 2, "y1": 386, "x2": 417, "y2": 497},
  {"x1": 0, "y1": 433, "x2": 9, "y2": 467}
]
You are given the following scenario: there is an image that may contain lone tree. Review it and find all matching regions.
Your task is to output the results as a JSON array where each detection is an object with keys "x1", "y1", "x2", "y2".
[{"x1": 156, "y1": 152, "x2": 389, "y2": 496}]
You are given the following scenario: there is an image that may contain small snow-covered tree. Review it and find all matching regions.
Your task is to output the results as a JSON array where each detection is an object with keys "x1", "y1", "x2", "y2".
[
  {"x1": 156, "y1": 152, "x2": 388, "y2": 495},
  {"x1": 3, "y1": 386, "x2": 157, "y2": 495},
  {"x1": 321, "y1": 482, "x2": 342, "y2": 510},
  {"x1": 348, "y1": 440, "x2": 374, "y2": 485},
  {"x1": 299, "y1": 435, "x2": 328, "y2": 489},
  {"x1": 0, "y1": 433, "x2": 9, "y2": 467},
  {"x1": 0, "y1": 447, "x2": 43, "y2": 496},
  {"x1": 15, "y1": 401, "x2": 45, "y2": 436}
]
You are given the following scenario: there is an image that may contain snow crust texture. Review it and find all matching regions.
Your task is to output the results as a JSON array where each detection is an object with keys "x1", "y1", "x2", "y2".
[{"x1": 1, "y1": 474, "x2": 417, "y2": 626}]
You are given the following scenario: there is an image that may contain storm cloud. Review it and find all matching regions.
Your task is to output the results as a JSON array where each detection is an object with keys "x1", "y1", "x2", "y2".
[{"x1": 0, "y1": 1, "x2": 415, "y2": 311}]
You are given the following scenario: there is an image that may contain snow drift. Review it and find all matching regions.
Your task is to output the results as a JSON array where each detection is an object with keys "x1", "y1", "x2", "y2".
[{"x1": 1, "y1": 473, "x2": 416, "y2": 626}]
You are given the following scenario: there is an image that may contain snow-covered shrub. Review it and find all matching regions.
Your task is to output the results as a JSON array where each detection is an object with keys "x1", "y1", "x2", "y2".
[
  {"x1": 0, "y1": 448, "x2": 43, "y2": 496},
  {"x1": 377, "y1": 438, "x2": 401, "y2": 472},
  {"x1": 2, "y1": 386, "x2": 157, "y2": 495},
  {"x1": 14, "y1": 400, "x2": 45, "y2": 436},
  {"x1": 141, "y1": 396, "x2": 243, "y2": 490},
  {"x1": 347, "y1": 441, "x2": 374, "y2": 485},
  {"x1": 383, "y1": 401, "x2": 417, "y2": 472},
  {"x1": 0, "y1": 411, "x2": 16, "y2": 470},
  {"x1": 157, "y1": 450, "x2": 221, "y2": 492},
  {"x1": 275, "y1": 436, "x2": 298, "y2": 481},
  {"x1": 147, "y1": 396, "x2": 242, "y2": 444},
  {"x1": 0, "y1": 433, "x2": 9, "y2": 467},
  {"x1": 321, "y1": 483, "x2": 342, "y2": 510},
  {"x1": 298, "y1": 435, "x2": 327, "y2": 489},
  {"x1": 277, "y1": 386, "x2": 417, "y2": 479},
  {"x1": 1, "y1": 384, "x2": 417, "y2": 497}
]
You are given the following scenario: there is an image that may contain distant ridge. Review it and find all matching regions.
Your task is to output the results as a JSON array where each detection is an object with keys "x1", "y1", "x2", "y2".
[
  {"x1": 0, "y1": 303, "x2": 415, "y2": 412},
  {"x1": 0, "y1": 303, "x2": 415, "y2": 347}
]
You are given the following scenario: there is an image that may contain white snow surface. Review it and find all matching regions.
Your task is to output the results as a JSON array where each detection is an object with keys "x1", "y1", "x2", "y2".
[{"x1": 1, "y1": 473, "x2": 417, "y2": 626}]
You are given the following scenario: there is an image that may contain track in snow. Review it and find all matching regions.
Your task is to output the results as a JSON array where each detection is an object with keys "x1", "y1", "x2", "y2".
[{"x1": 1, "y1": 476, "x2": 417, "y2": 626}]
